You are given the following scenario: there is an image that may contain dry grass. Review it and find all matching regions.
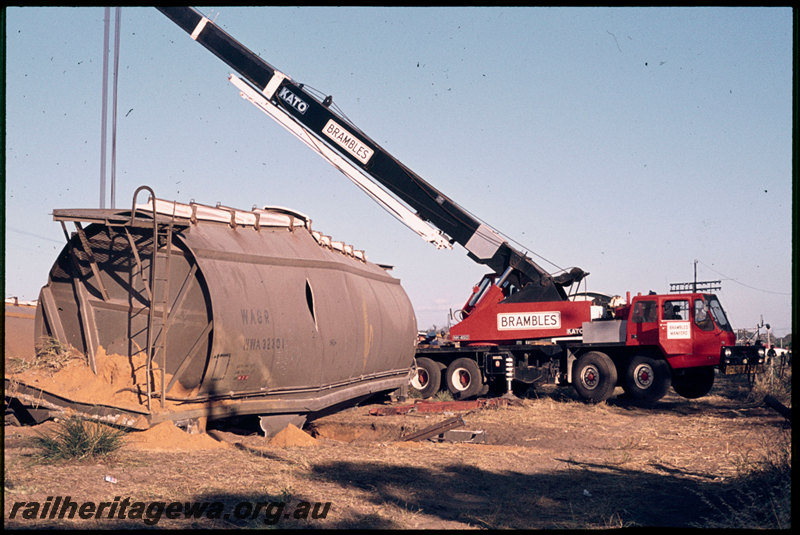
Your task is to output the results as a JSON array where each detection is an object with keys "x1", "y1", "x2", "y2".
[
  {"x1": 8, "y1": 337, "x2": 83, "y2": 373},
  {"x1": 691, "y1": 431, "x2": 791, "y2": 529},
  {"x1": 4, "y1": 373, "x2": 791, "y2": 529},
  {"x1": 750, "y1": 364, "x2": 791, "y2": 405}
]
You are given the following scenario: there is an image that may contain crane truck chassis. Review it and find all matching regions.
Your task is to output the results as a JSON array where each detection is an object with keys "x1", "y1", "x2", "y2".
[{"x1": 413, "y1": 285, "x2": 765, "y2": 403}]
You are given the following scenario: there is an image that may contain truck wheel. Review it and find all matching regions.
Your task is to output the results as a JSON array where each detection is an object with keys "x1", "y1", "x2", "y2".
[
  {"x1": 623, "y1": 355, "x2": 671, "y2": 403},
  {"x1": 446, "y1": 357, "x2": 483, "y2": 400},
  {"x1": 671, "y1": 366, "x2": 715, "y2": 399},
  {"x1": 410, "y1": 357, "x2": 441, "y2": 398},
  {"x1": 573, "y1": 351, "x2": 617, "y2": 402}
]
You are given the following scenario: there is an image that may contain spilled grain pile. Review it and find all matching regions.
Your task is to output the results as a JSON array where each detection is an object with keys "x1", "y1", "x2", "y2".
[
  {"x1": 7, "y1": 346, "x2": 232, "y2": 451},
  {"x1": 6, "y1": 347, "x2": 191, "y2": 412},
  {"x1": 268, "y1": 424, "x2": 319, "y2": 447},
  {"x1": 125, "y1": 421, "x2": 228, "y2": 451}
]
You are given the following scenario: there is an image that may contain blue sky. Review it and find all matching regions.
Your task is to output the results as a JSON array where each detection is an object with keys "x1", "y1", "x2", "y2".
[{"x1": 4, "y1": 7, "x2": 794, "y2": 336}]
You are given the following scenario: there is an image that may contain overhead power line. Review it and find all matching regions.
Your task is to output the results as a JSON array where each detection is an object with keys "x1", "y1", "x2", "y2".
[{"x1": 697, "y1": 260, "x2": 791, "y2": 296}]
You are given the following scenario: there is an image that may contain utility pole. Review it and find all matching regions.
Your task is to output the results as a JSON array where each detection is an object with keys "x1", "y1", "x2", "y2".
[
  {"x1": 669, "y1": 260, "x2": 721, "y2": 293},
  {"x1": 100, "y1": 8, "x2": 109, "y2": 208},
  {"x1": 100, "y1": 7, "x2": 121, "y2": 209},
  {"x1": 111, "y1": 7, "x2": 121, "y2": 209}
]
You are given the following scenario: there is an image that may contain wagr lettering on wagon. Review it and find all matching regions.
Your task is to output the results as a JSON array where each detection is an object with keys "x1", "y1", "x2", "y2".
[{"x1": 241, "y1": 309, "x2": 270, "y2": 325}]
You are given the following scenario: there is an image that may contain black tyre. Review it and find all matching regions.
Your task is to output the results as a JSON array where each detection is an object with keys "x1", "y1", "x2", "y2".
[
  {"x1": 445, "y1": 357, "x2": 484, "y2": 400},
  {"x1": 573, "y1": 351, "x2": 618, "y2": 402},
  {"x1": 623, "y1": 355, "x2": 671, "y2": 402},
  {"x1": 671, "y1": 366, "x2": 715, "y2": 399},
  {"x1": 410, "y1": 357, "x2": 441, "y2": 398}
]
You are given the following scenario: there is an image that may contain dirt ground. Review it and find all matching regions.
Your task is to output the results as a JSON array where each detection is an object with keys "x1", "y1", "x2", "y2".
[
  {"x1": 4, "y1": 375, "x2": 791, "y2": 529},
  {"x1": 3, "y1": 306, "x2": 791, "y2": 529}
]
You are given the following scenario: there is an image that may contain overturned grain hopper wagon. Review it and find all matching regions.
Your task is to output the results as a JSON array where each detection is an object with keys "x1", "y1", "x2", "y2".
[{"x1": 13, "y1": 187, "x2": 416, "y2": 434}]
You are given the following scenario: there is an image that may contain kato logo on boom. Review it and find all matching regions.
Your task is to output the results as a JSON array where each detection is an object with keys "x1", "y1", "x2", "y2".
[{"x1": 278, "y1": 86, "x2": 309, "y2": 114}]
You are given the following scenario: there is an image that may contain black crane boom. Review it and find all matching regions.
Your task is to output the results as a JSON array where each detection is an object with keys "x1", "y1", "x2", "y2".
[{"x1": 157, "y1": 6, "x2": 586, "y2": 301}]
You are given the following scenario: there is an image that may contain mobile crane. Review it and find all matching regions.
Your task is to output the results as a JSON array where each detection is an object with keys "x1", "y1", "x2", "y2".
[{"x1": 158, "y1": 7, "x2": 763, "y2": 404}]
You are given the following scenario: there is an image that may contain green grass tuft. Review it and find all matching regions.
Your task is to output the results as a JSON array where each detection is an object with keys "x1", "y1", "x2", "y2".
[
  {"x1": 33, "y1": 417, "x2": 126, "y2": 461},
  {"x1": 432, "y1": 390, "x2": 454, "y2": 402}
]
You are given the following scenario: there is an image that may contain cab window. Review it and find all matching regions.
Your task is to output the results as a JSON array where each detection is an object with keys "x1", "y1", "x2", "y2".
[
  {"x1": 694, "y1": 299, "x2": 714, "y2": 331},
  {"x1": 707, "y1": 297, "x2": 732, "y2": 331},
  {"x1": 632, "y1": 300, "x2": 657, "y2": 323},
  {"x1": 662, "y1": 300, "x2": 689, "y2": 321}
]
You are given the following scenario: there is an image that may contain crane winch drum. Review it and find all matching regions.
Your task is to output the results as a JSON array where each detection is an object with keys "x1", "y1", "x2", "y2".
[{"x1": 32, "y1": 188, "x2": 416, "y2": 430}]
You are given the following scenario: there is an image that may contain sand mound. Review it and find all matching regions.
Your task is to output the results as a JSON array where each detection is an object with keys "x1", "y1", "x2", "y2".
[
  {"x1": 7, "y1": 347, "x2": 190, "y2": 412},
  {"x1": 125, "y1": 421, "x2": 228, "y2": 451},
  {"x1": 268, "y1": 424, "x2": 318, "y2": 447},
  {"x1": 9, "y1": 347, "x2": 143, "y2": 409}
]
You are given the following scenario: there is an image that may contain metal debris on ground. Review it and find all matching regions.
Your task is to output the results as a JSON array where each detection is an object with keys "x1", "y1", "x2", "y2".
[
  {"x1": 439, "y1": 429, "x2": 486, "y2": 444},
  {"x1": 401, "y1": 415, "x2": 465, "y2": 442},
  {"x1": 370, "y1": 397, "x2": 514, "y2": 416}
]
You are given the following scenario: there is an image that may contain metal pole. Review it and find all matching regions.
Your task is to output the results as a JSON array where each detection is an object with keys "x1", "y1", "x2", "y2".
[
  {"x1": 100, "y1": 8, "x2": 110, "y2": 208},
  {"x1": 110, "y1": 7, "x2": 121, "y2": 209}
]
